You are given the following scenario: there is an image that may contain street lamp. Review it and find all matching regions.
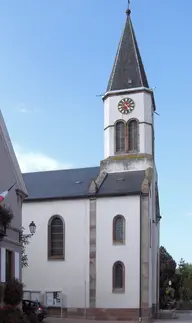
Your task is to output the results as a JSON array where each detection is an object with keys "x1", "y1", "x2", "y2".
[
  {"x1": 29, "y1": 221, "x2": 36, "y2": 235},
  {"x1": 168, "y1": 280, "x2": 172, "y2": 286}
]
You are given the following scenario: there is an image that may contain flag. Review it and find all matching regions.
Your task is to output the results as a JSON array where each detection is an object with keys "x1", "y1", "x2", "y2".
[
  {"x1": 0, "y1": 183, "x2": 16, "y2": 204},
  {"x1": 0, "y1": 191, "x2": 8, "y2": 203}
]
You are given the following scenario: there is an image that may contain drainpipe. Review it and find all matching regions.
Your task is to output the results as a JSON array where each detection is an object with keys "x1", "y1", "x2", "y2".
[{"x1": 139, "y1": 193, "x2": 142, "y2": 322}]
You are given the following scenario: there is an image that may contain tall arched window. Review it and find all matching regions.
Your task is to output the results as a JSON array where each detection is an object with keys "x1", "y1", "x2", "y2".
[
  {"x1": 48, "y1": 215, "x2": 65, "y2": 260},
  {"x1": 113, "y1": 261, "x2": 125, "y2": 292},
  {"x1": 113, "y1": 215, "x2": 125, "y2": 244},
  {"x1": 128, "y1": 119, "x2": 139, "y2": 152},
  {"x1": 115, "y1": 121, "x2": 125, "y2": 153}
]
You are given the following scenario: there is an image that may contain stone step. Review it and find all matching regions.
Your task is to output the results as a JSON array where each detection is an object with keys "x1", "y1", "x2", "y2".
[{"x1": 156, "y1": 310, "x2": 178, "y2": 320}]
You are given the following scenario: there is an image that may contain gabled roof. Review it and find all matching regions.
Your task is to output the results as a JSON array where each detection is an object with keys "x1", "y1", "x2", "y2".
[
  {"x1": 107, "y1": 9, "x2": 149, "y2": 92},
  {"x1": 23, "y1": 166, "x2": 145, "y2": 201},
  {"x1": 0, "y1": 110, "x2": 27, "y2": 196},
  {"x1": 23, "y1": 167, "x2": 99, "y2": 200}
]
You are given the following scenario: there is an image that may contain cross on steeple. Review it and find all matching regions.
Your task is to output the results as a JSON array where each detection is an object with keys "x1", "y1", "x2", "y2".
[{"x1": 126, "y1": 0, "x2": 131, "y2": 15}]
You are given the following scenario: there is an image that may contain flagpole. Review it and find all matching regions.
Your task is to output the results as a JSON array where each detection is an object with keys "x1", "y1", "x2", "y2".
[
  {"x1": 8, "y1": 183, "x2": 16, "y2": 192},
  {"x1": 0, "y1": 183, "x2": 16, "y2": 205}
]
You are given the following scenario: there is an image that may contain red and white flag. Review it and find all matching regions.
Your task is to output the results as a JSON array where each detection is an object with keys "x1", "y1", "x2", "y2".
[{"x1": 0, "y1": 183, "x2": 16, "y2": 205}]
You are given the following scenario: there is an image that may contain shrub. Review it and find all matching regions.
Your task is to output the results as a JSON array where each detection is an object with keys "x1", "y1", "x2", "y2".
[
  {"x1": 0, "y1": 205, "x2": 13, "y2": 227},
  {"x1": 0, "y1": 307, "x2": 28, "y2": 323},
  {"x1": 0, "y1": 278, "x2": 37, "y2": 322},
  {"x1": 4, "y1": 278, "x2": 23, "y2": 307},
  {"x1": 0, "y1": 283, "x2": 4, "y2": 303}
]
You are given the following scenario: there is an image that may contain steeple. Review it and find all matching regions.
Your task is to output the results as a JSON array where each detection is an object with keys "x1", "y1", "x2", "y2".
[{"x1": 107, "y1": 7, "x2": 149, "y2": 92}]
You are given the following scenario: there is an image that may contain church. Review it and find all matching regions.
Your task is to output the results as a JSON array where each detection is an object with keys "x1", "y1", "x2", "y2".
[{"x1": 22, "y1": 5, "x2": 161, "y2": 321}]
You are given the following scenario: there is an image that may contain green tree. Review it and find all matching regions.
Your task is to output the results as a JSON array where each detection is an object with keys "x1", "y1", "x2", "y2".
[
  {"x1": 20, "y1": 227, "x2": 32, "y2": 268},
  {"x1": 178, "y1": 259, "x2": 192, "y2": 301},
  {"x1": 159, "y1": 246, "x2": 177, "y2": 308}
]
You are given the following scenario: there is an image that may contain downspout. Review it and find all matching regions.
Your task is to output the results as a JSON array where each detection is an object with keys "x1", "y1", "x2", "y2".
[{"x1": 139, "y1": 193, "x2": 142, "y2": 322}]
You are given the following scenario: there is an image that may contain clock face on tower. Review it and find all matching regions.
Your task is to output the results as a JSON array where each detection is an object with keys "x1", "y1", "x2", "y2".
[{"x1": 118, "y1": 97, "x2": 135, "y2": 114}]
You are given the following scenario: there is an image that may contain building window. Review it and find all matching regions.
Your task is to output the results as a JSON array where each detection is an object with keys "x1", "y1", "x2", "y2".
[
  {"x1": 115, "y1": 121, "x2": 125, "y2": 153},
  {"x1": 113, "y1": 261, "x2": 125, "y2": 292},
  {"x1": 6, "y1": 250, "x2": 13, "y2": 282},
  {"x1": 113, "y1": 215, "x2": 125, "y2": 244},
  {"x1": 128, "y1": 119, "x2": 139, "y2": 152},
  {"x1": 48, "y1": 216, "x2": 65, "y2": 260}
]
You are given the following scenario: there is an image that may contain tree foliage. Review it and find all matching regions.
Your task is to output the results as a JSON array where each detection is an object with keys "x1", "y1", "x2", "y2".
[
  {"x1": 21, "y1": 227, "x2": 32, "y2": 268},
  {"x1": 160, "y1": 247, "x2": 192, "y2": 309},
  {"x1": 177, "y1": 259, "x2": 192, "y2": 301},
  {"x1": 0, "y1": 278, "x2": 37, "y2": 322},
  {"x1": 159, "y1": 246, "x2": 177, "y2": 308},
  {"x1": 160, "y1": 246, "x2": 176, "y2": 279}
]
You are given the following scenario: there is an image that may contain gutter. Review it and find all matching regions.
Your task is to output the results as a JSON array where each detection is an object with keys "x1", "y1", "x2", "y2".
[
  {"x1": 139, "y1": 193, "x2": 142, "y2": 322},
  {"x1": 24, "y1": 191, "x2": 141, "y2": 203}
]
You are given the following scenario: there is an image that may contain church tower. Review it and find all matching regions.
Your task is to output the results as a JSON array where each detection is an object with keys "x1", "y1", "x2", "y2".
[{"x1": 101, "y1": 7, "x2": 156, "y2": 173}]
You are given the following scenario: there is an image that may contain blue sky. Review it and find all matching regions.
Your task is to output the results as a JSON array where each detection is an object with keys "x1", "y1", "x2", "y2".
[{"x1": 0, "y1": 0, "x2": 192, "y2": 263}]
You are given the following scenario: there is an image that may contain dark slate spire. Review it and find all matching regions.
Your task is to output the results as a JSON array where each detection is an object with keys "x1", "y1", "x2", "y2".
[{"x1": 107, "y1": 7, "x2": 149, "y2": 92}]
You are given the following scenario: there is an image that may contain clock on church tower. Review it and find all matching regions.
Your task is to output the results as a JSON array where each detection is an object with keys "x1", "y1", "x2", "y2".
[{"x1": 117, "y1": 97, "x2": 135, "y2": 114}]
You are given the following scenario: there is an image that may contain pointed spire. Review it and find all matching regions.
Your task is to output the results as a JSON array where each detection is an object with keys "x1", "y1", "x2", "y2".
[{"x1": 106, "y1": 6, "x2": 149, "y2": 92}]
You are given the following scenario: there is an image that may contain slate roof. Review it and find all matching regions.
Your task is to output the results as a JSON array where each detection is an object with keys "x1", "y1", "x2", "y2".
[
  {"x1": 98, "y1": 170, "x2": 145, "y2": 196},
  {"x1": 23, "y1": 167, "x2": 145, "y2": 201},
  {"x1": 107, "y1": 10, "x2": 149, "y2": 92}
]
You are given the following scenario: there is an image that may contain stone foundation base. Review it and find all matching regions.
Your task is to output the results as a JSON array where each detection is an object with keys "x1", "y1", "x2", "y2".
[
  {"x1": 152, "y1": 303, "x2": 157, "y2": 318},
  {"x1": 47, "y1": 307, "x2": 152, "y2": 321}
]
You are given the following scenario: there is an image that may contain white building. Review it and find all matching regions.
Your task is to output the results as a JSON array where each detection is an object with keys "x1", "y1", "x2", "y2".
[
  {"x1": 0, "y1": 110, "x2": 27, "y2": 284},
  {"x1": 22, "y1": 6, "x2": 161, "y2": 321}
]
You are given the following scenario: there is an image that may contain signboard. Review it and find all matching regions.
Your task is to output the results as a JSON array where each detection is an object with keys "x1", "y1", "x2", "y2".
[
  {"x1": 46, "y1": 292, "x2": 54, "y2": 307},
  {"x1": 23, "y1": 291, "x2": 30, "y2": 300},
  {"x1": 31, "y1": 292, "x2": 41, "y2": 302},
  {"x1": 23, "y1": 291, "x2": 41, "y2": 302},
  {"x1": 45, "y1": 291, "x2": 62, "y2": 307}
]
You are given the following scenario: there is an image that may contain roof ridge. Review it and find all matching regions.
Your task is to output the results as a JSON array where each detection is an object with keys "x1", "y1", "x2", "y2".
[
  {"x1": 22, "y1": 165, "x2": 99, "y2": 176},
  {"x1": 129, "y1": 18, "x2": 143, "y2": 87}
]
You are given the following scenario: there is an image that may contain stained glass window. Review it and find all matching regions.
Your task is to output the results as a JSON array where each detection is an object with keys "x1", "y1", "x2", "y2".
[
  {"x1": 113, "y1": 216, "x2": 125, "y2": 243},
  {"x1": 113, "y1": 262, "x2": 124, "y2": 290}
]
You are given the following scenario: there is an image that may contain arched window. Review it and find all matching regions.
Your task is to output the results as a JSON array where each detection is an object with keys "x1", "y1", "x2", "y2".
[
  {"x1": 115, "y1": 121, "x2": 125, "y2": 153},
  {"x1": 128, "y1": 119, "x2": 139, "y2": 152},
  {"x1": 48, "y1": 215, "x2": 65, "y2": 260},
  {"x1": 113, "y1": 261, "x2": 125, "y2": 292},
  {"x1": 113, "y1": 215, "x2": 125, "y2": 244}
]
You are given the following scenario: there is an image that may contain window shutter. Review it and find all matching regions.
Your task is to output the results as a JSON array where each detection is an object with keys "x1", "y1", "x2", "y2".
[
  {"x1": 1, "y1": 248, "x2": 5, "y2": 282},
  {"x1": 14, "y1": 252, "x2": 20, "y2": 279}
]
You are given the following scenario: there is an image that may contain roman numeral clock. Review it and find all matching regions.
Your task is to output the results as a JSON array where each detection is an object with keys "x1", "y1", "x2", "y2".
[{"x1": 118, "y1": 97, "x2": 135, "y2": 114}]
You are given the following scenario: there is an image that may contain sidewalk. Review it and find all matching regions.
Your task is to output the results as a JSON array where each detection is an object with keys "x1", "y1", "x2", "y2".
[
  {"x1": 44, "y1": 319, "x2": 123, "y2": 323},
  {"x1": 44, "y1": 319, "x2": 120, "y2": 323},
  {"x1": 44, "y1": 319, "x2": 180, "y2": 323}
]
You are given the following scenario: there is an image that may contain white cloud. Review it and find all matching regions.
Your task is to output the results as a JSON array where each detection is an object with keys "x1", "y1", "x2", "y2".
[
  {"x1": 14, "y1": 145, "x2": 72, "y2": 173},
  {"x1": 17, "y1": 103, "x2": 35, "y2": 114},
  {"x1": 19, "y1": 107, "x2": 29, "y2": 114}
]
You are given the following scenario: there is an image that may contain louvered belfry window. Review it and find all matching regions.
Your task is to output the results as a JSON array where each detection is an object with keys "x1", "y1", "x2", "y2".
[
  {"x1": 128, "y1": 120, "x2": 138, "y2": 151},
  {"x1": 116, "y1": 121, "x2": 125, "y2": 153}
]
